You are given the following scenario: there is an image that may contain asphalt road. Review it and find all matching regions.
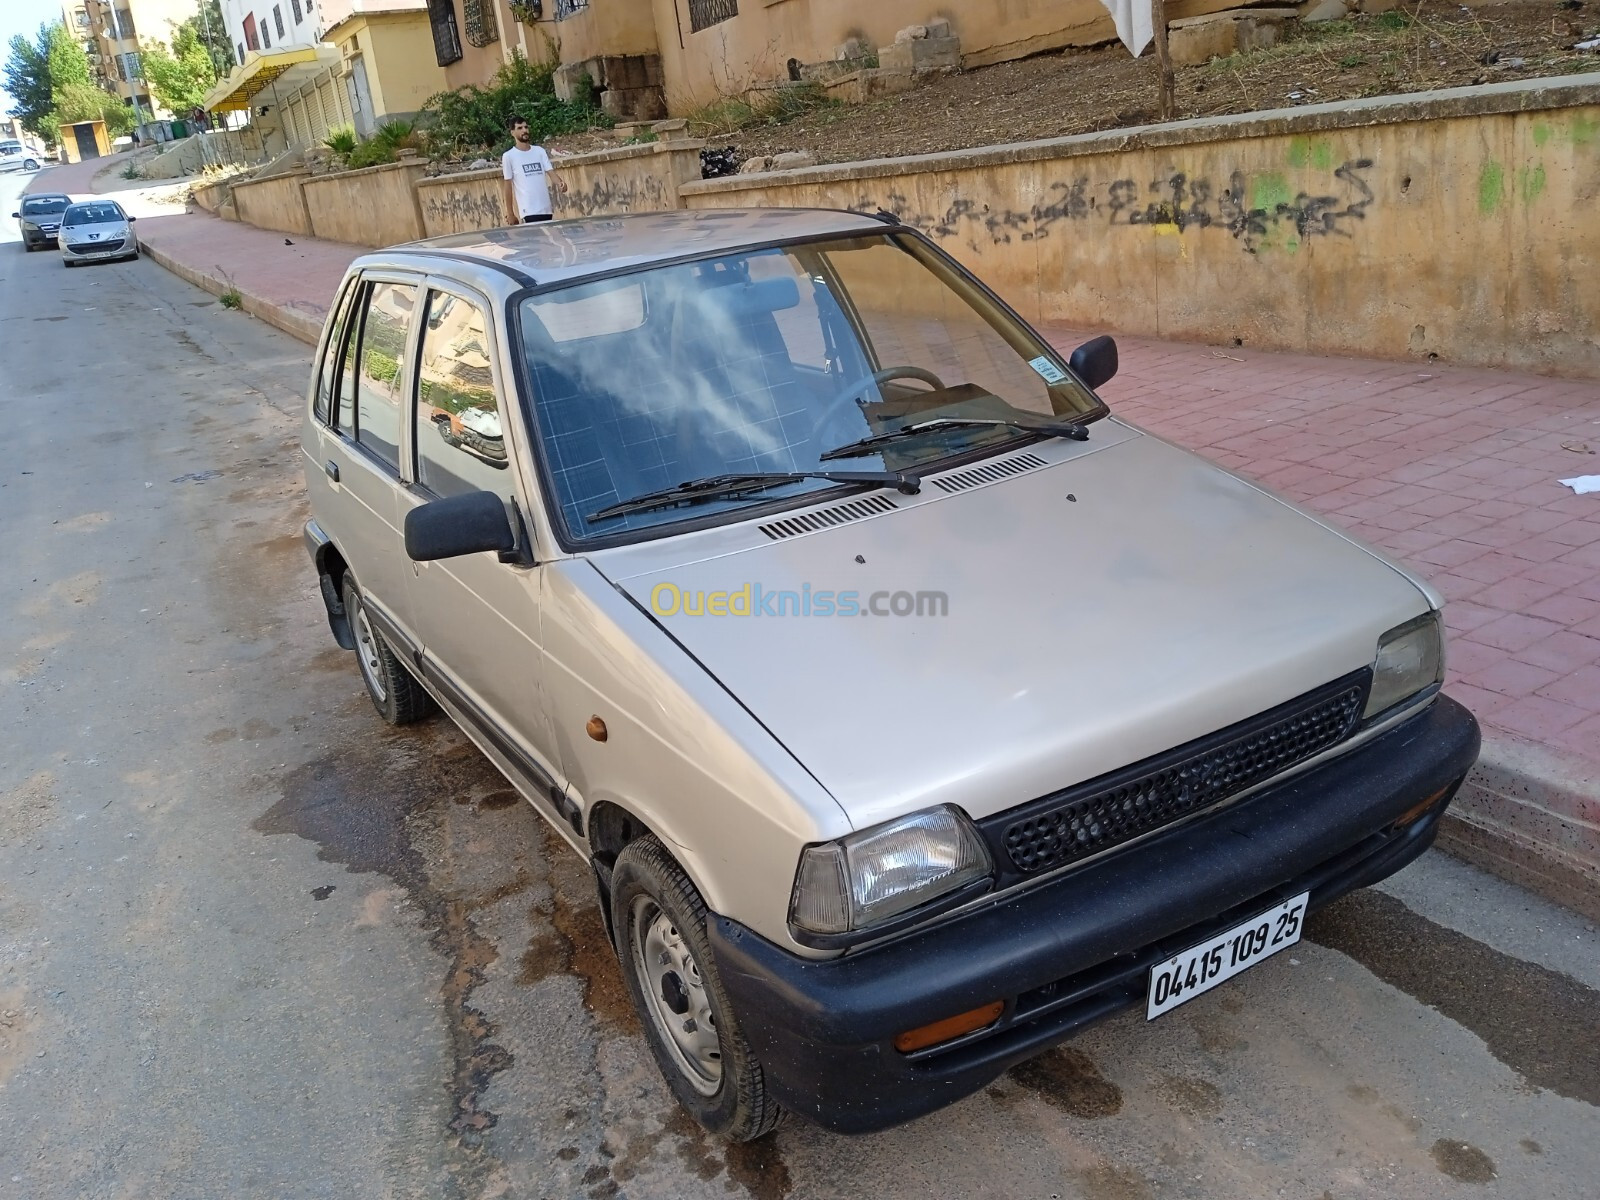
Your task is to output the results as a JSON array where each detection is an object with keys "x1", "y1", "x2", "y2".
[{"x1": 1, "y1": 163, "x2": 1598, "y2": 1200}]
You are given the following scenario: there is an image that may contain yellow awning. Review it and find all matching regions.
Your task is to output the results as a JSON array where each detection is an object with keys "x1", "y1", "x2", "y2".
[{"x1": 203, "y1": 46, "x2": 340, "y2": 113}]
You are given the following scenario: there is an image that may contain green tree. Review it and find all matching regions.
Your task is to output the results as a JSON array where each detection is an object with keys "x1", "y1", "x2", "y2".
[
  {"x1": 45, "y1": 20, "x2": 91, "y2": 91},
  {"x1": 141, "y1": 23, "x2": 217, "y2": 115},
  {"x1": 186, "y1": 0, "x2": 234, "y2": 78},
  {"x1": 53, "y1": 80, "x2": 135, "y2": 137},
  {"x1": 2, "y1": 25, "x2": 57, "y2": 138}
]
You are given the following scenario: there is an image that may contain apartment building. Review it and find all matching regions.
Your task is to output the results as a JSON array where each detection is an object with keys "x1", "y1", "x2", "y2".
[
  {"x1": 74, "y1": 0, "x2": 199, "y2": 121},
  {"x1": 220, "y1": 0, "x2": 321, "y2": 61}
]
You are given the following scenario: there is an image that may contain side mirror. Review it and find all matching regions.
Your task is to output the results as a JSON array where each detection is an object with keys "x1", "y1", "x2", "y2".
[
  {"x1": 404, "y1": 491, "x2": 516, "y2": 562},
  {"x1": 10, "y1": 212, "x2": 17, "y2": 218},
  {"x1": 1068, "y1": 335, "x2": 1118, "y2": 390},
  {"x1": 126, "y1": 214, "x2": 137, "y2": 222}
]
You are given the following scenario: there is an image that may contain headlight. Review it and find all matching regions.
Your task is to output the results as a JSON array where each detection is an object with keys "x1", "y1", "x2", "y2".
[
  {"x1": 1365, "y1": 611, "x2": 1444, "y2": 718},
  {"x1": 789, "y1": 806, "x2": 993, "y2": 937}
]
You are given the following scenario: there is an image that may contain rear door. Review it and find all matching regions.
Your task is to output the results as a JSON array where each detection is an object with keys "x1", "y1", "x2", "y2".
[
  {"x1": 305, "y1": 271, "x2": 426, "y2": 654},
  {"x1": 397, "y1": 280, "x2": 570, "y2": 826}
]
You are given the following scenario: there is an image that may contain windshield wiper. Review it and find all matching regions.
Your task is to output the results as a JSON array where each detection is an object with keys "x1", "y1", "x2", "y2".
[
  {"x1": 588, "y1": 469, "x2": 921, "y2": 522},
  {"x1": 820, "y1": 415, "x2": 1089, "y2": 461}
]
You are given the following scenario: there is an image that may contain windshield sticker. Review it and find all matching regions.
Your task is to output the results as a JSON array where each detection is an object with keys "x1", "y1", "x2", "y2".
[{"x1": 1029, "y1": 356, "x2": 1068, "y2": 384}]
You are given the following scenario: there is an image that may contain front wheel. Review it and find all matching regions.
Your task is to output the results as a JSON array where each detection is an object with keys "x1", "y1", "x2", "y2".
[
  {"x1": 342, "y1": 577, "x2": 435, "y2": 725},
  {"x1": 23, "y1": 159, "x2": 38, "y2": 171},
  {"x1": 611, "y1": 835, "x2": 782, "y2": 1142}
]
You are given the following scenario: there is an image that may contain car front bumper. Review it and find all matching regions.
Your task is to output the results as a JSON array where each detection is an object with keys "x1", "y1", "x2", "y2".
[
  {"x1": 62, "y1": 239, "x2": 133, "y2": 260},
  {"x1": 708, "y1": 694, "x2": 1480, "y2": 1134}
]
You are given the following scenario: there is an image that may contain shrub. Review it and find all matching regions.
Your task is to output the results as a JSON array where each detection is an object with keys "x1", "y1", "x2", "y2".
[
  {"x1": 421, "y1": 51, "x2": 603, "y2": 156},
  {"x1": 324, "y1": 125, "x2": 358, "y2": 158},
  {"x1": 684, "y1": 83, "x2": 834, "y2": 140}
]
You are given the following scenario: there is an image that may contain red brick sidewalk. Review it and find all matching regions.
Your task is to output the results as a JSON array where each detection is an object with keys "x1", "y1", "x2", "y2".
[{"x1": 1049, "y1": 329, "x2": 1600, "y2": 768}]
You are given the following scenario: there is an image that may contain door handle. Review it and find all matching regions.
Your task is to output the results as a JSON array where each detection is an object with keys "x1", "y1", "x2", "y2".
[{"x1": 325, "y1": 460, "x2": 340, "y2": 482}]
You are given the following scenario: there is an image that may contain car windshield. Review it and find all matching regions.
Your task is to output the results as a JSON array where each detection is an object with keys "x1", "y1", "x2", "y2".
[
  {"x1": 62, "y1": 204, "x2": 121, "y2": 226},
  {"x1": 516, "y1": 231, "x2": 1100, "y2": 541},
  {"x1": 22, "y1": 197, "x2": 69, "y2": 215}
]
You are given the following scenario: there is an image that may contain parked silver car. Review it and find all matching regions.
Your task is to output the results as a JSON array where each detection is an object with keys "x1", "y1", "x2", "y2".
[
  {"x1": 58, "y1": 199, "x2": 138, "y2": 266},
  {"x1": 13, "y1": 192, "x2": 72, "y2": 250},
  {"x1": 0, "y1": 138, "x2": 42, "y2": 173},
  {"x1": 300, "y1": 209, "x2": 1479, "y2": 1140}
]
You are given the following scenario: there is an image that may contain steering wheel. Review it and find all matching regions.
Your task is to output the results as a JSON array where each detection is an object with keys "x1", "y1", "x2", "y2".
[{"x1": 814, "y1": 365, "x2": 947, "y2": 443}]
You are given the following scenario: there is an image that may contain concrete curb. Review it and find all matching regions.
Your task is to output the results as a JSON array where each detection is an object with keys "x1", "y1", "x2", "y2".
[
  {"x1": 141, "y1": 239, "x2": 322, "y2": 345},
  {"x1": 133, "y1": 237, "x2": 1600, "y2": 926},
  {"x1": 1441, "y1": 732, "x2": 1600, "y2": 926}
]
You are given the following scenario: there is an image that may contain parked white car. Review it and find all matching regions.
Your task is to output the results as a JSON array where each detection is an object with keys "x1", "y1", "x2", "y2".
[{"x1": 0, "y1": 140, "x2": 42, "y2": 173}]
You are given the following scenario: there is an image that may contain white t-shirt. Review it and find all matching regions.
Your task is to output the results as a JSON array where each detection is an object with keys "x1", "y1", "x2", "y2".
[{"x1": 502, "y1": 144, "x2": 554, "y2": 218}]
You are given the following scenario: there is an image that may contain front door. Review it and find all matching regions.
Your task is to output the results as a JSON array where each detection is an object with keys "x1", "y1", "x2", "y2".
[
  {"x1": 306, "y1": 273, "x2": 425, "y2": 652},
  {"x1": 397, "y1": 283, "x2": 568, "y2": 827}
]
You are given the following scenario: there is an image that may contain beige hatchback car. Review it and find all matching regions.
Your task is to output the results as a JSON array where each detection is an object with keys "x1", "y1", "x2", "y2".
[{"x1": 302, "y1": 209, "x2": 1479, "y2": 1140}]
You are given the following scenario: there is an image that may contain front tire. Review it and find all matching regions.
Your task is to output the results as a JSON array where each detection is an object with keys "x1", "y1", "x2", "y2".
[
  {"x1": 342, "y1": 577, "x2": 435, "y2": 725},
  {"x1": 611, "y1": 835, "x2": 782, "y2": 1142}
]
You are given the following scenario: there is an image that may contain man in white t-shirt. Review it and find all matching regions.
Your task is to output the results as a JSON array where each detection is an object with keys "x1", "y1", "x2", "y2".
[{"x1": 500, "y1": 115, "x2": 567, "y2": 225}]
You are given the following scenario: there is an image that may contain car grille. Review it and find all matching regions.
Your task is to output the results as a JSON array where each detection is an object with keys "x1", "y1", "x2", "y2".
[
  {"x1": 68, "y1": 237, "x2": 125, "y2": 254},
  {"x1": 990, "y1": 671, "x2": 1369, "y2": 877}
]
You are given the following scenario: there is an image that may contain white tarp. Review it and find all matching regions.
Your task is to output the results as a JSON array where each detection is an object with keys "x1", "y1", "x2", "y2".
[{"x1": 1099, "y1": 0, "x2": 1156, "y2": 57}]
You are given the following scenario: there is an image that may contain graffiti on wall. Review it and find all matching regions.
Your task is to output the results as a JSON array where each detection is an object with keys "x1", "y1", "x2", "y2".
[
  {"x1": 853, "y1": 158, "x2": 1376, "y2": 254},
  {"x1": 419, "y1": 169, "x2": 678, "y2": 236}
]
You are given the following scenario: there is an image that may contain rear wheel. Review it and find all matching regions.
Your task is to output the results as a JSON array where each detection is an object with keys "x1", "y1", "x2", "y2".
[
  {"x1": 611, "y1": 835, "x2": 782, "y2": 1142},
  {"x1": 342, "y1": 577, "x2": 435, "y2": 725}
]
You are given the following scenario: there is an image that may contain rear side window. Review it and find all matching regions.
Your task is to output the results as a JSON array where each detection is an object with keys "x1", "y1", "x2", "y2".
[
  {"x1": 415, "y1": 290, "x2": 512, "y2": 500},
  {"x1": 351, "y1": 282, "x2": 418, "y2": 471}
]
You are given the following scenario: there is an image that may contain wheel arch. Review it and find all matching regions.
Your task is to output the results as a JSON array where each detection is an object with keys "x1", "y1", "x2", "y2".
[{"x1": 307, "y1": 524, "x2": 357, "y2": 650}]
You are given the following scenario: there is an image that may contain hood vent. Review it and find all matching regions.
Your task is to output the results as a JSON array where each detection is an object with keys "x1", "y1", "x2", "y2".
[
  {"x1": 758, "y1": 494, "x2": 899, "y2": 540},
  {"x1": 930, "y1": 452, "x2": 1049, "y2": 494}
]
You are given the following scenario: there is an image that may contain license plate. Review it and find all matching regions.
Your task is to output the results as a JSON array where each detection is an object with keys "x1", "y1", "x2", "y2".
[{"x1": 1146, "y1": 891, "x2": 1308, "y2": 1019}]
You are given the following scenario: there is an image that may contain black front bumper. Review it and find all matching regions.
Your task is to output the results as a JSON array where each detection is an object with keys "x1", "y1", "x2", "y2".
[{"x1": 709, "y1": 695, "x2": 1480, "y2": 1134}]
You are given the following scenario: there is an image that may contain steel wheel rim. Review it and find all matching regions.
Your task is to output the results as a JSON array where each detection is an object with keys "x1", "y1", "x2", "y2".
[
  {"x1": 630, "y1": 895, "x2": 721, "y2": 1096},
  {"x1": 354, "y1": 604, "x2": 387, "y2": 702}
]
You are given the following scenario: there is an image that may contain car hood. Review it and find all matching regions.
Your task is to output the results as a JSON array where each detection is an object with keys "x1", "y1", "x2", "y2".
[{"x1": 592, "y1": 424, "x2": 1430, "y2": 831}]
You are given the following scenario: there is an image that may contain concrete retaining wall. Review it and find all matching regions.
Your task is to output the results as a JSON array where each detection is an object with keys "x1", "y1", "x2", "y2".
[
  {"x1": 302, "y1": 160, "x2": 429, "y2": 248},
  {"x1": 682, "y1": 75, "x2": 1600, "y2": 379},
  {"x1": 416, "y1": 140, "x2": 706, "y2": 238},
  {"x1": 230, "y1": 170, "x2": 313, "y2": 238}
]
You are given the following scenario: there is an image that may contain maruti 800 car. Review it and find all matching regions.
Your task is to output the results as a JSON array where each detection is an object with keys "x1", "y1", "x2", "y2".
[{"x1": 299, "y1": 208, "x2": 1480, "y2": 1140}]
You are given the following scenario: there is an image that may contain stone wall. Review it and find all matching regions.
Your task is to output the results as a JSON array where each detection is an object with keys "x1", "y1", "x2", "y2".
[
  {"x1": 681, "y1": 75, "x2": 1600, "y2": 378},
  {"x1": 230, "y1": 170, "x2": 313, "y2": 238},
  {"x1": 415, "y1": 139, "x2": 705, "y2": 238},
  {"x1": 301, "y1": 160, "x2": 429, "y2": 248}
]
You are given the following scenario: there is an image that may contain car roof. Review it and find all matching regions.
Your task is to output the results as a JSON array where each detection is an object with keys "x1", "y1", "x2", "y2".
[
  {"x1": 63, "y1": 199, "x2": 123, "y2": 211},
  {"x1": 396, "y1": 208, "x2": 890, "y2": 287},
  {"x1": 23, "y1": 193, "x2": 72, "y2": 202}
]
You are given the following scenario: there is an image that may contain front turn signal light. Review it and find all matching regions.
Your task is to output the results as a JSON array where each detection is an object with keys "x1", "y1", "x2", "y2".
[{"x1": 893, "y1": 1000, "x2": 1005, "y2": 1053}]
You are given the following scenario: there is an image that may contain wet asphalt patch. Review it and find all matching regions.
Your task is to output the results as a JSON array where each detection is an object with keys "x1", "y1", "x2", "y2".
[{"x1": 1307, "y1": 889, "x2": 1600, "y2": 1107}]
